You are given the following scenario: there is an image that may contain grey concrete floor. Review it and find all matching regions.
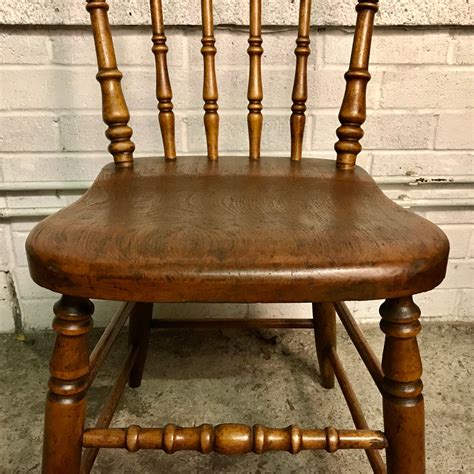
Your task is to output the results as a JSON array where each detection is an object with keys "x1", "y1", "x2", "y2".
[{"x1": 0, "y1": 323, "x2": 472, "y2": 473}]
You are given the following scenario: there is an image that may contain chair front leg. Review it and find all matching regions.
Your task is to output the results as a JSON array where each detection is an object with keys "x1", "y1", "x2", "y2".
[
  {"x1": 380, "y1": 297, "x2": 424, "y2": 474},
  {"x1": 42, "y1": 295, "x2": 94, "y2": 474},
  {"x1": 312, "y1": 302, "x2": 336, "y2": 389}
]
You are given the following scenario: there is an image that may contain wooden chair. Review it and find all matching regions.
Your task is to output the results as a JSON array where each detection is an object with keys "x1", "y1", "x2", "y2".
[{"x1": 25, "y1": 1, "x2": 449, "y2": 472}]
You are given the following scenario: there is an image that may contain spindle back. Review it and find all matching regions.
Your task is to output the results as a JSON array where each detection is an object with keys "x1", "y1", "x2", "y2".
[{"x1": 85, "y1": 0, "x2": 379, "y2": 169}]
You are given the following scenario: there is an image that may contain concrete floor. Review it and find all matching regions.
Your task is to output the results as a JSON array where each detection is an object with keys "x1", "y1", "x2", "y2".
[{"x1": 0, "y1": 323, "x2": 472, "y2": 473}]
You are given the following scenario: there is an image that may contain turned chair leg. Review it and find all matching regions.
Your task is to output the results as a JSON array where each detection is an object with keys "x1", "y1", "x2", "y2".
[
  {"x1": 380, "y1": 297, "x2": 425, "y2": 474},
  {"x1": 312, "y1": 302, "x2": 336, "y2": 389},
  {"x1": 128, "y1": 302, "x2": 153, "y2": 388},
  {"x1": 42, "y1": 295, "x2": 94, "y2": 474}
]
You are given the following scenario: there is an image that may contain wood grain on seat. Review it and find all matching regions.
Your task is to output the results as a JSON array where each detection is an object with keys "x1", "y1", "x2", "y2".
[{"x1": 26, "y1": 156, "x2": 449, "y2": 303}]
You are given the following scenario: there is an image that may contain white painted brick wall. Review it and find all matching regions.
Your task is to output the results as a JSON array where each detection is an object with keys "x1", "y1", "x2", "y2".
[{"x1": 0, "y1": 23, "x2": 472, "y2": 331}]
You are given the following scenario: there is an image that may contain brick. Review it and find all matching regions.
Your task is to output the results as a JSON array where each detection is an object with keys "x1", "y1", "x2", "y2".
[
  {"x1": 6, "y1": 192, "x2": 79, "y2": 210},
  {"x1": 0, "y1": 31, "x2": 51, "y2": 64},
  {"x1": 0, "y1": 68, "x2": 99, "y2": 110},
  {"x1": 313, "y1": 112, "x2": 436, "y2": 151},
  {"x1": 440, "y1": 225, "x2": 472, "y2": 258},
  {"x1": 188, "y1": 29, "x2": 320, "y2": 67},
  {"x1": 187, "y1": 113, "x2": 294, "y2": 153},
  {"x1": 325, "y1": 29, "x2": 450, "y2": 65},
  {"x1": 13, "y1": 267, "x2": 57, "y2": 299},
  {"x1": 0, "y1": 300, "x2": 15, "y2": 333},
  {"x1": 435, "y1": 111, "x2": 474, "y2": 150},
  {"x1": 0, "y1": 154, "x2": 109, "y2": 182},
  {"x1": 0, "y1": 116, "x2": 60, "y2": 152},
  {"x1": 452, "y1": 32, "x2": 474, "y2": 65},
  {"x1": 456, "y1": 289, "x2": 473, "y2": 319},
  {"x1": 59, "y1": 114, "x2": 107, "y2": 152},
  {"x1": 59, "y1": 112, "x2": 186, "y2": 153},
  {"x1": 51, "y1": 28, "x2": 184, "y2": 66},
  {"x1": 424, "y1": 209, "x2": 474, "y2": 226},
  {"x1": 439, "y1": 260, "x2": 474, "y2": 289},
  {"x1": 381, "y1": 70, "x2": 474, "y2": 109},
  {"x1": 371, "y1": 152, "x2": 473, "y2": 176},
  {"x1": 11, "y1": 231, "x2": 29, "y2": 267},
  {"x1": 20, "y1": 298, "x2": 121, "y2": 329},
  {"x1": 0, "y1": 226, "x2": 9, "y2": 269}
]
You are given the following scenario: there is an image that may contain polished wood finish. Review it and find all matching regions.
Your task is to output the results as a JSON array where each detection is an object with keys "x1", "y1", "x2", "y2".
[
  {"x1": 81, "y1": 345, "x2": 138, "y2": 473},
  {"x1": 88, "y1": 301, "x2": 134, "y2": 388},
  {"x1": 28, "y1": 2, "x2": 450, "y2": 472},
  {"x1": 27, "y1": 156, "x2": 449, "y2": 303},
  {"x1": 334, "y1": 301, "x2": 384, "y2": 390},
  {"x1": 128, "y1": 302, "x2": 153, "y2": 388},
  {"x1": 85, "y1": 0, "x2": 135, "y2": 167},
  {"x1": 150, "y1": 0, "x2": 176, "y2": 159},
  {"x1": 329, "y1": 347, "x2": 386, "y2": 473},
  {"x1": 290, "y1": 0, "x2": 312, "y2": 161},
  {"x1": 335, "y1": 0, "x2": 379, "y2": 169},
  {"x1": 42, "y1": 296, "x2": 94, "y2": 474},
  {"x1": 201, "y1": 0, "x2": 219, "y2": 160},
  {"x1": 380, "y1": 297, "x2": 425, "y2": 474},
  {"x1": 151, "y1": 317, "x2": 314, "y2": 329},
  {"x1": 83, "y1": 424, "x2": 387, "y2": 453},
  {"x1": 247, "y1": 0, "x2": 263, "y2": 160},
  {"x1": 312, "y1": 302, "x2": 335, "y2": 389}
]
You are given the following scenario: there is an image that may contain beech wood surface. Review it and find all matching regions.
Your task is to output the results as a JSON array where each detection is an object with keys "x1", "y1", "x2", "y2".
[
  {"x1": 150, "y1": 0, "x2": 176, "y2": 159},
  {"x1": 290, "y1": 0, "x2": 312, "y2": 161},
  {"x1": 335, "y1": 0, "x2": 379, "y2": 169},
  {"x1": 82, "y1": 424, "x2": 387, "y2": 453},
  {"x1": 86, "y1": 0, "x2": 135, "y2": 167},
  {"x1": 201, "y1": 0, "x2": 219, "y2": 160},
  {"x1": 27, "y1": 156, "x2": 449, "y2": 303},
  {"x1": 247, "y1": 0, "x2": 263, "y2": 160},
  {"x1": 28, "y1": 2, "x2": 449, "y2": 472}
]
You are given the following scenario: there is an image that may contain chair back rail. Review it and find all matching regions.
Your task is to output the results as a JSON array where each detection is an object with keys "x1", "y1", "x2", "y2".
[{"x1": 85, "y1": 0, "x2": 378, "y2": 168}]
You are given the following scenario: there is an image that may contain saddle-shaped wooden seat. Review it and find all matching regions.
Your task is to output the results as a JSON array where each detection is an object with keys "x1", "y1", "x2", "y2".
[{"x1": 27, "y1": 156, "x2": 448, "y2": 303}]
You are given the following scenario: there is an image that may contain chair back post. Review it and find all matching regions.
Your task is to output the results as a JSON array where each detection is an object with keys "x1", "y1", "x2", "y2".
[
  {"x1": 86, "y1": 0, "x2": 135, "y2": 167},
  {"x1": 290, "y1": 0, "x2": 312, "y2": 162},
  {"x1": 201, "y1": 0, "x2": 219, "y2": 161},
  {"x1": 151, "y1": 0, "x2": 177, "y2": 160},
  {"x1": 247, "y1": 0, "x2": 264, "y2": 161},
  {"x1": 335, "y1": 0, "x2": 379, "y2": 170}
]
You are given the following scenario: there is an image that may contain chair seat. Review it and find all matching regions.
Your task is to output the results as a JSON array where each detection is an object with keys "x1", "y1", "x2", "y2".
[{"x1": 26, "y1": 156, "x2": 449, "y2": 303}]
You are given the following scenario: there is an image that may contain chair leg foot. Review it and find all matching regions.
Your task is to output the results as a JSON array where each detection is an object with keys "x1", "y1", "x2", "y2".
[
  {"x1": 380, "y1": 297, "x2": 425, "y2": 474},
  {"x1": 42, "y1": 295, "x2": 94, "y2": 474},
  {"x1": 128, "y1": 302, "x2": 153, "y2": 388},
  {"x1": 312, "y1": 302, "x2": 336, "y2": 389}
]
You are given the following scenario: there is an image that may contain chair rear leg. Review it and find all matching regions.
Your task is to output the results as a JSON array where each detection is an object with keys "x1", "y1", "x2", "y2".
[
  {"x1": 128, "y1": 302, "x2": 153, "y2": 388},
  {"x1": 380, "y1": 297, "x2": 425, "y2": 474},
  {"x1": 312, "y1": 302, "x2": 336, "y2": 389},
  {"x1": 42, "y1": 295, "x2": 94, "y2": 474}
]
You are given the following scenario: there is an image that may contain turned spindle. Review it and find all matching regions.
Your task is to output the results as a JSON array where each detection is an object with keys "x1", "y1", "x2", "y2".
[
  {"x1": 380, "y1": 297, "x2": 425, "y2": 474},
  {"x1": 150, "y1": 0, "x2": 176, "y2": 159},
  {"x1": 290, "y1": 0, "x2": 312, "y2": 162},
  {"x1": 42, "y1": 296, "x2": 94, "y2": 474},
  {"x1": 335, "y1": 0, "x2": 378, "y2": 169},
  {"x1": 201, "y1": 0, "x2": 219, "y2": 160},
  {"x1": 83, "y1": 423, "x2": 387, "y2": 454},
  {"x1": 247, "y1": 0, "x2": 263, "y2": 160},
  {"x1": 86, "y1": 0, "x2": 135, "y2": 167}
]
